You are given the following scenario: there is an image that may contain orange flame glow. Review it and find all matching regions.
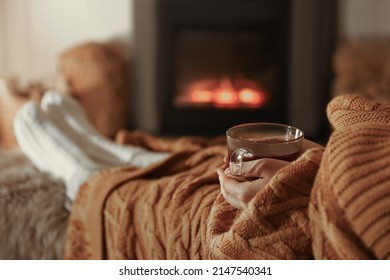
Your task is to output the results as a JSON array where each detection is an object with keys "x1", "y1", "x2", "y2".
[
  {"x1": 185, "y1": 77, "x2": 268, "y2": 108},
  {"x1": 191, "y1": 90, "x2": 213, "y2": 103}
]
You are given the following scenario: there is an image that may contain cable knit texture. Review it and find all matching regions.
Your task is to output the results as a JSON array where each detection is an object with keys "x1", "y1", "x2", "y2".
[
  {"x1": 64, "y1": 133, "x2": 322, "y2": 260},
  {"x1": 310, "y1": 94, "x2": 390, "y2": 259},
  {"x1": 64, "y1": 95, "x2": 390, "y2": 260}
]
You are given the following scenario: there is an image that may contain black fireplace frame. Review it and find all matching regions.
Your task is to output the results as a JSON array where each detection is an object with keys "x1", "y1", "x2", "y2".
[
  {"x1": 160, "y1": 0, "x2": 289, "y2": 136},
  {"x1": 132, "y1": 0, "x2": 338, "y2": 140}
]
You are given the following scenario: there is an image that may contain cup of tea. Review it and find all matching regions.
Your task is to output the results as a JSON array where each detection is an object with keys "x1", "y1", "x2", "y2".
[{"x1": 226, "y1": 122, "x2": 304, "y2": 176}]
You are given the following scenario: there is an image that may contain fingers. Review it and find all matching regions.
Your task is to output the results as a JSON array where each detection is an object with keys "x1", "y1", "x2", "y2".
[
  {"x1": 217, "y1": 157, "x2": 290, "y2": 209},
  {"x1": 217, "y1": 167, "x2": 247, "y2": 209},
  {"x1": 239, "y1": 158, "x2": 290, "y2": 178},
  {"x1": 221, "y1": 156, "x2": 290, "y2": 180},
  {"x1": 223, "y1": 154, "x2": 229, "y2": 163},
  {"x1": 217, "y1": 167, "x2": 271, "y2": 210},
  {"x1": 219, "y1": 154, "x2": 229, "y2": 169}
]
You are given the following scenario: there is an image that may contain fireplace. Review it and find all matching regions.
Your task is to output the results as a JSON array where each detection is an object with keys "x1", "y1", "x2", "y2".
[
  {"x1": 173, "y1": 31, "x2": 280, "y2": 110},
  {"x1": 132, "y1": 0, "x2": 337, "y2": 139}
]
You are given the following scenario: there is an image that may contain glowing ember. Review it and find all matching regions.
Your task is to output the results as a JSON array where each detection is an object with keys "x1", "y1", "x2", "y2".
[
  {"x1": 214, "y1": 88, "x2": 239, "y2": 107},
  {"x1": 238, "y1": 88, "x2": 266, "y2": 107},
  {"x1": 191, "y1": 90, "x2": 213, "y2": 103},
  {"x1": 184, "y1": 77, "x2": 268, "y2": 108}
]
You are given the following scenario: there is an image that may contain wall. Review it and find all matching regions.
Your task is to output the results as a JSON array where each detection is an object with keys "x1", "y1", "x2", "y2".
[
  {"x1": 0, "y1": 0, "x2": 132, "y2": 86},
  {"x1": 339, "y1": 0, "x2": 390, "y2": 39},
  {"x1": 2, "y1": 0, "x2": 390, "y2": 88},
  {"x1": 0, "y1": 1, "x2": 5, "y2": 76}
]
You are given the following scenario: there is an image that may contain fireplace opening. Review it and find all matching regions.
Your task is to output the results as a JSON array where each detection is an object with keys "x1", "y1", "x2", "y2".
[
  {"x1": 177, "y1": 76, "x2": 269, "y2": 109},
  {"x1": 132, "y1": 0, "x2": 337, "y2": 140},
  {"x1": 174, "y1": 29, "x2": 278, "y2": 110}
]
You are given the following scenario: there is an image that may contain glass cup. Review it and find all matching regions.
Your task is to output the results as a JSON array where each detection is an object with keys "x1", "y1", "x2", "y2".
[{"x1": 226, "y1": 122, "x2": 304, "y2": 176}]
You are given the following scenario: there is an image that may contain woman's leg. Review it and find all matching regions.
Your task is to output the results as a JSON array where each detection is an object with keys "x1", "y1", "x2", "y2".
[{"x1": 41, "y1": 91, "x2": 170, "y2": 167}]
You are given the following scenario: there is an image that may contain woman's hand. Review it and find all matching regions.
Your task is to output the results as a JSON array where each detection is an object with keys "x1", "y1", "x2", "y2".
[
  {"x1": 217, "y1": 158, "x2": 289, "y2": 210},
  {"x1": 217, "y1": 139, "x2": 324, "y2": 210}
]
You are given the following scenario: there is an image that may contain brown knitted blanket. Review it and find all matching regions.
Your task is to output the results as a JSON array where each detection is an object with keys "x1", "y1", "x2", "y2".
[{"x1": 64, "y1": 95, "x2": 390, "y2": 260}]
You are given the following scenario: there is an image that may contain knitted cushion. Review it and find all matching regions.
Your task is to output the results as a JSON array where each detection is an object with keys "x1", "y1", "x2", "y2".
[{"x1": 58, "y1": 42, "x2": 129, "y2": 139}]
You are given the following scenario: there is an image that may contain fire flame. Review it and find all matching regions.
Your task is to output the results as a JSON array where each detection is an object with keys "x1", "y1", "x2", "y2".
[{"x1": 186, "y1": 77, "x2": 267, "y2": 108}]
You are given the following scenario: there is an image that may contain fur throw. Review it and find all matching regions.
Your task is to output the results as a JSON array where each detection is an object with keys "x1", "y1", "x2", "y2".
[{"x1": 0, "y1": 149, "x2": 69, "y2": 259}]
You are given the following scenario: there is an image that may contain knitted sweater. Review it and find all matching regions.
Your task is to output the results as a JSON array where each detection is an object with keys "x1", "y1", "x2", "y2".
[{"x1": 310, "y1": 94, "x2": 390, "y2": 259}]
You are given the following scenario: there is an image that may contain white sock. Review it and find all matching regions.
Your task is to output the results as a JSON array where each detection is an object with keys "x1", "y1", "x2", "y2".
[
  {"x1": 41, "y1": 91, "x2": 170, "y2": 167},
  {"x1": 40, "y1": 91, "x2": 126, "y2": 167},
  {"x1": 14, "y1": 101, "x2": 102, "y2": 203}
]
